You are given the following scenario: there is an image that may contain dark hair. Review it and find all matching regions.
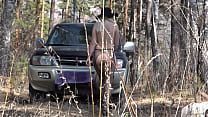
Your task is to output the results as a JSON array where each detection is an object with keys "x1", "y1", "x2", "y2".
[{"x1": 97, "y1": 7, "x2": 118, "y2": 18}]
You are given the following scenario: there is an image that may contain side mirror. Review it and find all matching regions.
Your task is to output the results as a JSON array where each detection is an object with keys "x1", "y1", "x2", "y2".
[
  {"x1": 123, "y1": 42, "x2": 135, "y2": 53},
  {"x1": 35, "y1": 38, "x2": 45, "y2": 48}
]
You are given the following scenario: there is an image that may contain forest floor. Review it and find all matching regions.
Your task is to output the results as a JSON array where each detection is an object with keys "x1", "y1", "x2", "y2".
[{"x1": 0, "y1": 79, "x2": 206, "y2": 117}]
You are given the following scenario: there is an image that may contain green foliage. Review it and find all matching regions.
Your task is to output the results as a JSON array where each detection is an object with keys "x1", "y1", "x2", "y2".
[
  {"x1": 9, "y1": 56, "x2": 28, "y2": 89},
  {"x1": 197, "y1": 76, "x2": 204, "y2": 88},
  {"x1": 21, "y1": 1, "x2": 37, "y2": 26},
  {"x1": 13, "y1": 1, "x2": 51, "y2": 39},
  {"x1": 57, "y1": 0, "x2": 68, "y2": 9},
  {"x1": 11, "y1": 1, "x2": 51, "y2": 84}
]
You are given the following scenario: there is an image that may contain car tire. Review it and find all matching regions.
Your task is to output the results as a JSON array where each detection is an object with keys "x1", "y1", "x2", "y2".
[{"x1": 29, "y1": 84, "x2": 46, "y2": 103}]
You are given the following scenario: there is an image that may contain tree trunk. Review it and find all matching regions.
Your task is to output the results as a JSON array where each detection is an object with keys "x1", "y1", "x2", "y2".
[
  {"x1": 146, "y1": 1, "x2": 154, "y2": 116},
  {"x1": 34, "y1": 0, "x2": 40, "y2": 39},
  {"x1": 179, "y1": 0, "x2": 188, "y2": 81},
  {"x1": 151, "y1": 0, "x2": 159, "y2": 75},
  {"x1": 150, "y1": 0, "x2": 160, "y2": 90},
  {"x1": 73, "y1": 0, "x2": 78, "y2": 22},
  {"x1": 128, "y1": 0, "x2": 135, "y2": 41},
  {"x1": 145, "y1": 0, "x2": 152, "y2": 66},
  {"x1": 109, "y1": 0, "x2": 112, "y2": 9},
  {"x1": 133, "y1": 0, "x2": 138, "y2": 43},
  {"x1": 65, "y1": 0, "x2": 69, "y2": 21},
  {"x1": 189, "y1": 1, "x2": 197, "y2": 102},
  {"x1": 49, "y1": 0, "x2": 55, "y2": 33},
  {"x1": 15, "y1": 0, "x2": 20, "y2": 48},
  {"x1": 122, "y1": 0, "x2": 129, "y2": 43},
  {"x1": 146, "y1": 0, "x2": 153, "y2": 42},
  {"x1": 197, "y1": 0, "x2": 208, "y2": 83},
  {"x1": 0, "y1": 0, "x2": 15, "y2": 76},
  {"x1": 40, "y1": 0, "x2": 45, "y2": 38},
  {"x1": 168, "y1": 0, "x2": 181, "y2": 91},
  {"x1": 138, "y1": 0, "x2": 143, "y2": 49}
]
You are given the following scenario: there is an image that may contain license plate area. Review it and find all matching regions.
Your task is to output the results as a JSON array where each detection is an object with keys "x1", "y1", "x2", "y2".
[{"x1": 55, "y1": 71, "x2": 95, "y2": 85}]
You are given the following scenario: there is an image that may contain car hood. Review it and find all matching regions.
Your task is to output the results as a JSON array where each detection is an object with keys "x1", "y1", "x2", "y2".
[{"x1": 33, "y1": 46, "x2": 88, "y2": 57}]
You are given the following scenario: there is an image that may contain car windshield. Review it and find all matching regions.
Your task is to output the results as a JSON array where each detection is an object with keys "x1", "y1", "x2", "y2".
[{"x1": 46, "y1": 24, "x2": 93, "y2": 46}]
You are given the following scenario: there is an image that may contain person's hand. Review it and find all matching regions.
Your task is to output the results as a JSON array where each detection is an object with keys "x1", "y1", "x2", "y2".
[{"x1": 86, "y1": 57, "x2": 90, "y2": 66}]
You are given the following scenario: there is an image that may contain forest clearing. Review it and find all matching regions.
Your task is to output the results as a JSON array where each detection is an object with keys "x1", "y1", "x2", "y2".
[
  {"x1": 0, "y1": 0, "x2": 208, "y2": 117},
  {"x1": 0, "y1": 78, "x2": 200, "y2": 117}
]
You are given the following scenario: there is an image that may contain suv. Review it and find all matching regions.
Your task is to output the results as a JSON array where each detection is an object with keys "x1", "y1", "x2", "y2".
[{"x1": 28, "y1": 23, "x2": 135, "y2": 101}]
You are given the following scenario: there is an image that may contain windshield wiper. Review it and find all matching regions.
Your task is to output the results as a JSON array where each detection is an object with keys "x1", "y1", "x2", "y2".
[{"x1": 56, "y1": 26, "x2": 70, "y2": 33}]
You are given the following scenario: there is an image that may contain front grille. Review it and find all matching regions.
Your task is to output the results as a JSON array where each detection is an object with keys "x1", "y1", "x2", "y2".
[{"x1": 56, "y1": 56, "x2": 88, "y2": 66}]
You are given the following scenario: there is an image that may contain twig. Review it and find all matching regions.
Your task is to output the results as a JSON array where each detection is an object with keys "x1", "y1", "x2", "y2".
[
  {"x1": 127, "y1": 53, "x2": 163, "y2": 117},
  {"x1": 1, "y1": 53, "x2": 15, "y2": 117},
  {"x1": 83, "y1": 22, "x2": 95, "y2": 117},
  {"x1": 111, "y1": 61, "x2": 137, "y2": 117}
]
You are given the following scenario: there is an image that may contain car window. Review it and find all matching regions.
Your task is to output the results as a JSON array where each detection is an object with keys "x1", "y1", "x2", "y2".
[{"x1": 47, "y1": 24, "x2": 93, "y2": 46}]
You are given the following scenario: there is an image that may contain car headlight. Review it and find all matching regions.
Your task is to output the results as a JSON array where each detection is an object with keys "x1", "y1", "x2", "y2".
[
  {"x1": 115, "y1": 59, "x2": 123, "y2": 69},
  {"x1": 31, "y1": 56, "x2": 58, "y2": 66}
]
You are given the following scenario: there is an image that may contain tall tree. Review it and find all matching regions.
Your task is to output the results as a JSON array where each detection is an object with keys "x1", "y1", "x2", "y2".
[
  {"x1": 122, "y1": 0, "x2": 129, "y2": 43},
  {"x1": 145, "y1": 0, "x2": 152, "y2": 69},
  {"x1": 197, "y1": 0, "x2": 208, "y2": 83},
  {"x1": 146, "y1": 0, "x2": 153, "y2": 42},
  {"x1": 49, "y1": 0, "x2": 55, "y2": 33},
  {"x1": 168, "y1": 0, "x2": 188, "y2": 91},
  {"x1": 138, "y1": 0, "x2": 143, "y2": 49},
  {"x1": 34, "y1": 0, "x2": 41, "y2": 39},
  {"x1": 151, "y1": 0, "x2": 160, "y2": 88},
  {"x1": 129, "y1": 0, "x2": 139, "y2": 87},
  {"x1": 109, "y1": 0, "x2": 112, "y2": 9},
  {"x1": 73, "y1": 0, "x2": 78, "y2": 22},
  {"x1": 128, "y1": 0, "x2": 134, "y2": 41},
  {"x1": 15, "y1": 0, "x2": 20, "y2": 47},
  {"x1": 168, "y1": 0, "x2": 182, "y2": 91},
  {"x1": 0, "y1": 0, "x2": 16, "y2": 76},
  {"x1": 65, "y1": 0, "x2": 69, "y2": 21},
  {"x1": 179, "y1": 0, "x2": 188, "y2": 80},
  {"x1": 40, "y1": 0, "x2": 45, "y2": 38}
]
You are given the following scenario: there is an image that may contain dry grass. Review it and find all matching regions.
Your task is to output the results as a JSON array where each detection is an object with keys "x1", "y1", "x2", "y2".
[{"x1": 0, "y1": 75, "x2": 205, "y2": 117}]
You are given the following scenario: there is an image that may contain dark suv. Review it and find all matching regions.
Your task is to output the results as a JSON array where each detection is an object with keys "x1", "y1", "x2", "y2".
[{"x1": 28, "y1": 23, "x2": 135, "y2": 100}]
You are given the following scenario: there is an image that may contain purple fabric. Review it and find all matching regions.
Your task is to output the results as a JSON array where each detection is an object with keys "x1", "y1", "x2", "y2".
[{"x1": 55, "y1": 71, "x2": 94, "y2": 85}]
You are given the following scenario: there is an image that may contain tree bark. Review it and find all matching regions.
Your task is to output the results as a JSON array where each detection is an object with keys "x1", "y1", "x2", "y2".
[
  {"x1": 138, "y1": 0, "x2": 143, "y2": 49},
  {"x1": 128, "y1": 0, "x2": 135, "y2": 41},
  {"x1": 168, "y1": 0, "x2": 181, "y2": 91},
  {"x1": 40, "y1": 0, "x2": 45, "y2": 38},
  {"x1": 109, "y1": 0, "x2": 112, "y2": 9},
  {"x1": 122, "y1": 0, "x2": 129, "y2": 43},
  {"x1": 197, "y1": 0, "x2": 208, "y2": 83},
  {"x1": 151, "y1": 0, "x2": 159, "y2": 75},
  {"x1": 179, "y1": 0, "x2": 188, "y2": 80},
  {"x1": 34, "y1": 0, "x2": 40, "y2": 39},
  {"x1": 0, "y1": 0, "x2": 15, "y2": 76},
  {"x1": 73, "y1": 0, "x2": 78, "y2": 22},
  {"x1": 49, "y1": 0, "x2": 55, "y2": 33},
  {"x1": 145, "y1": 0, "x2": 153, "y2": 66},
  {"x1": 15, "y1": 0, "x2": 20, "y2": 47},
  {"x1": 65, "y1": 0, "x2": 69, "y2": 21}
]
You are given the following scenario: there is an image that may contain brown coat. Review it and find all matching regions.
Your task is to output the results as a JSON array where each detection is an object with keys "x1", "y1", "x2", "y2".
[{"x1": 89, "y1": 18, "x2": 120, "y2": 78}]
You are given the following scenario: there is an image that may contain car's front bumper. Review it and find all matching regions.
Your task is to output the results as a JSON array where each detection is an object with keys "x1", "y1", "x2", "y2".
[{"x1": 28, "y1": 65, "x2": 128, "y2": 95}]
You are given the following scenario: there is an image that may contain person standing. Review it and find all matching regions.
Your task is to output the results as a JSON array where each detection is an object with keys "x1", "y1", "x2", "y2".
[{"x1": 86, "y1": 7, "x2": 121, "y2": 115}]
